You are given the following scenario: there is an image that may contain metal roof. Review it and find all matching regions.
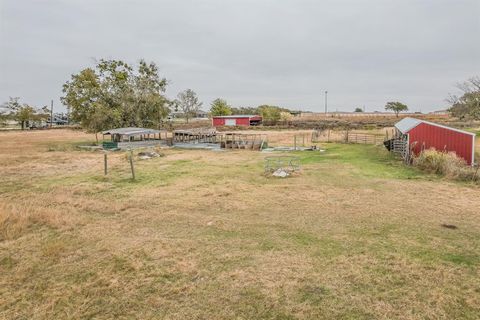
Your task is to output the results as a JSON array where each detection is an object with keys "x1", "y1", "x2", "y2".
[
  {"x1": 212, "y1": 115, "x2": 261, "y2": 119},
  {"x1": 102, "y1": 127, "x2": 166, "y2": 136},
  {"x1": 394, "y1": 118, "x2": 422, "y2": 134},
  {"x1": 395, "y1": 117, "x2": 475, "y2": 136}
]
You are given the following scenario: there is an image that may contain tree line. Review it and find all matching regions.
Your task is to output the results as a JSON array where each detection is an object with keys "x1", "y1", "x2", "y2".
[
  {"x1": 0, "y1": 97, "x2": 50, "y2": 129},
  {"x1": 209, "y1": 99, "x2": 294, "y2": 122},
  {"x1": 60, "y1": 59, "x2": 297, "y2": 131},
  {"x1": 2, "y1": 58, "x2": 478, "y2": 131}
]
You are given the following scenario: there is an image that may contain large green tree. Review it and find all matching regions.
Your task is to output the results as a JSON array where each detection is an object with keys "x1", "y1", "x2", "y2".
[
  {"x1": 1, "y1": 97, "x2": 49, "y2": 129},
  {"x1": 258, "y1": 105, "x2": 281, "y2": 123},
  {"x1": 385, "y1": 101, "x2": 408, "y2": 117},
  {"x1": 210, "y1": 98, "x2": 232, "y2": 116},
  {"x1": 448, "y1": 77, "x2": 480, "y2": 120},
  {"x1": 174, "y1": 89, "x2": 202, "y2": 123},
  {"x1": 61, "y1": 59, "x2": 170, "y2": 136}
]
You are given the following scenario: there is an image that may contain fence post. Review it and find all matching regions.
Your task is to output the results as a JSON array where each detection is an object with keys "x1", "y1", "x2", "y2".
[
  {"x1": 472, "y1": 164, "x2": 479, "y2": 182},
  {"x1": 294, "y1": 135, "x2": 297, "y2": 150},
  {"x1": 104, "y1": 153, "x2": 108, "y2": 175},
  {"x1": 129, "y1": 150, "x2": 135, "y2": 180}
]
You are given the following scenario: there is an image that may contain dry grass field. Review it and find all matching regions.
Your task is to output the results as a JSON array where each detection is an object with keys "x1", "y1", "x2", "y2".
[{"x1": 1, "y1": 129, "x2": 480, "y2": 319}]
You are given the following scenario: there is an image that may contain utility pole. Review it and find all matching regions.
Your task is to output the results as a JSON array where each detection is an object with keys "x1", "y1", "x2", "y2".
[
  {"x1": 50, "y1": 100, "x2": 53, "y2": 128},
  {"x1": 324, "y1": 91, "x2": 328, "y2": 116}
]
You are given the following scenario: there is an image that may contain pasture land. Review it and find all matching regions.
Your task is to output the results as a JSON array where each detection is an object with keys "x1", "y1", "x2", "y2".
[{"x1": 1, "y1": 129, "x2": 479, "y2": 319}]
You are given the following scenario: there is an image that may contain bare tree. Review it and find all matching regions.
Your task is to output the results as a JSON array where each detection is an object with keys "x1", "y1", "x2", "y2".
[
  {"x1": 448, "y1": 76, "x2": 480, "y2": 120},
  {"x1": 174, "y1": 89, "x2": 202, "y2": 123}
]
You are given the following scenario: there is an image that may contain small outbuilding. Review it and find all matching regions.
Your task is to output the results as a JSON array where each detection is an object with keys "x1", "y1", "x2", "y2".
[
  {"x1": 394, "y1": 117, "x2": 476, "y2": 165},
  {"x1": 102, "y1": 127, "x2": 167, "y2": 149},
  {"x1": 212, "y1": 115, "x2": 262, "y2": 127}
]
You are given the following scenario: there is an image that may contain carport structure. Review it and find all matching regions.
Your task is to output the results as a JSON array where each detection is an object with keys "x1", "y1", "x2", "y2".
[{"x1": 102, "y1": 127, "x2": 167, "y2": 149}]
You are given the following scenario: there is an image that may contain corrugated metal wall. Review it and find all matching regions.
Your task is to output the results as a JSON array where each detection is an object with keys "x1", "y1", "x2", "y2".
[
  {"x1": 212, "y1": 117, "x2": 251, "y2": 126},
  {"x1": 212, "y1": 118, "x2": 226, "y2": 126},
  {"x1": 409, "y1": 123, "x2": 474, "y2": 165}
]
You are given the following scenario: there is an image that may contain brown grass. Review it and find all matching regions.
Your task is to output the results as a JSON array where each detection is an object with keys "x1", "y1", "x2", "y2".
[
  {"x1": 0, "y1": 202, "x2": 71, "y2": 241},
  {"x1": 0, "y1": 129, "x2": 479, "y2": 319}
]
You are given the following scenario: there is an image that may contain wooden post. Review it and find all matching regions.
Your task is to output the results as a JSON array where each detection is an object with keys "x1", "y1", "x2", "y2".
[
  {"x1": 327, "y1": 129, "x2": 330, "y2": 143},
  {"x1": 129, "y1": 150, "x2": 135, "y2": 180},
  {"x1": 472, "y1": 164, "x2": 479, "y2": 182},
  {"x1": 50, "y1": 100, "x2": 53, "y2": 128},
  {"x1": 302, "y1": 134, "x2": 305, "y2": 147},
  {"x1": 104, "y1": 153, "x2": 108, "y2": 175},
  {"x1": 294, "y1": 135, "x2": 297, "y2": 150}
]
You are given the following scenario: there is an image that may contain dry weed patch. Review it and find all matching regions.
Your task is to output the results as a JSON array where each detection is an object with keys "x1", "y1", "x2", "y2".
[{"x1": 0, "y1": 202, "x2": 68, "y2": 241}]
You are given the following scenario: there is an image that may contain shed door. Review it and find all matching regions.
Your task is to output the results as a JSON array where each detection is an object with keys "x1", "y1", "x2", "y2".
[{"x1": 225, "y1": 119, "x2": 236, "y2": 126}]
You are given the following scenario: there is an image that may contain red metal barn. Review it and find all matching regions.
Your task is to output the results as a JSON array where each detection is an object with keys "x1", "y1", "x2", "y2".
[
  {"x1": 395, "y1": 117, "x2": 476, "y2": 165},
  {"x1": 212, "y1": 115, "x2": 262, "y2": 127}
]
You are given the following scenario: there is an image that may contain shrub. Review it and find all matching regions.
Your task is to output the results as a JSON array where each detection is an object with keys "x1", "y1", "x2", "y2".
[
  {"x1": 413, "y1": 148, "x2": 477, "y2": 181},
  {"x1": 279, "y1": 112, "x2": 293, "y2": 122}
]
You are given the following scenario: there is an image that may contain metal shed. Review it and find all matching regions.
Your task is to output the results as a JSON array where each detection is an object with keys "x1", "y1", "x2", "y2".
[
  {"x1": 212, "y1": 115, "x2": 262, "y2": 127},
  {"x1": 394, "y1": 118, "x2": 476, "y2": 165},
  {"x1": 102, "y1": 127, "x2": 167, "y2": 149}
]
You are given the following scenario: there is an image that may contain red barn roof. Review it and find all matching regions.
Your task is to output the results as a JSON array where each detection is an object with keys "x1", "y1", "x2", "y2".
[
  {"x1": 212, "y1": 115, "x2": 261, "y2": 119},
  {"x1": 395, "y1": 118, "x2": 475, "y2": 136}
]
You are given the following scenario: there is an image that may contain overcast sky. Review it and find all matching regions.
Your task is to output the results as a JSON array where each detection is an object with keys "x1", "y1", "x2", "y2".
[{"x1": 1, "y1": 0, "x2": 479, "y2": 113}]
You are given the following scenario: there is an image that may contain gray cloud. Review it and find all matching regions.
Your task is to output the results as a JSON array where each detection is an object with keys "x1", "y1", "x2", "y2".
[{"x1": 1, "y1": 0, "x2": 479, "y2": 112}]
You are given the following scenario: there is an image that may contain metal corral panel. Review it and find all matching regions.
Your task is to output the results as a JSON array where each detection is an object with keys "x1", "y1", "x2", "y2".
[{"x1": 408, "y1": 122, "x2": 475, "y2": 165}]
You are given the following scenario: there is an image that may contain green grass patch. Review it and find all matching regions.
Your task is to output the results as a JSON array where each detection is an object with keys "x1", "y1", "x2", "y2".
[
  {"x1": 299, "y1": 284, "x2": 331, "y2": 304},
  {"x1": 44, "y1": 139, "x2": 98, "y2": 152},
  {"x1": 0, "y1": 254, "x2": 16, "y2": 270},
  {"x1": 297, "y1": 143, "x2": 425, "y2": 180}
]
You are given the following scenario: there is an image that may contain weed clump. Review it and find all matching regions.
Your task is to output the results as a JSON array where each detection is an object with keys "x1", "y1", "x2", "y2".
[{"x1": 413, "y1": 148, "x2": 478, "y2": 182}]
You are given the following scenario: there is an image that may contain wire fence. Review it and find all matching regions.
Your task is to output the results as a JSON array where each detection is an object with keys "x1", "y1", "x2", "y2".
[{"x1": 311, "y1": 129, "x2": 384, "y2": 145}]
